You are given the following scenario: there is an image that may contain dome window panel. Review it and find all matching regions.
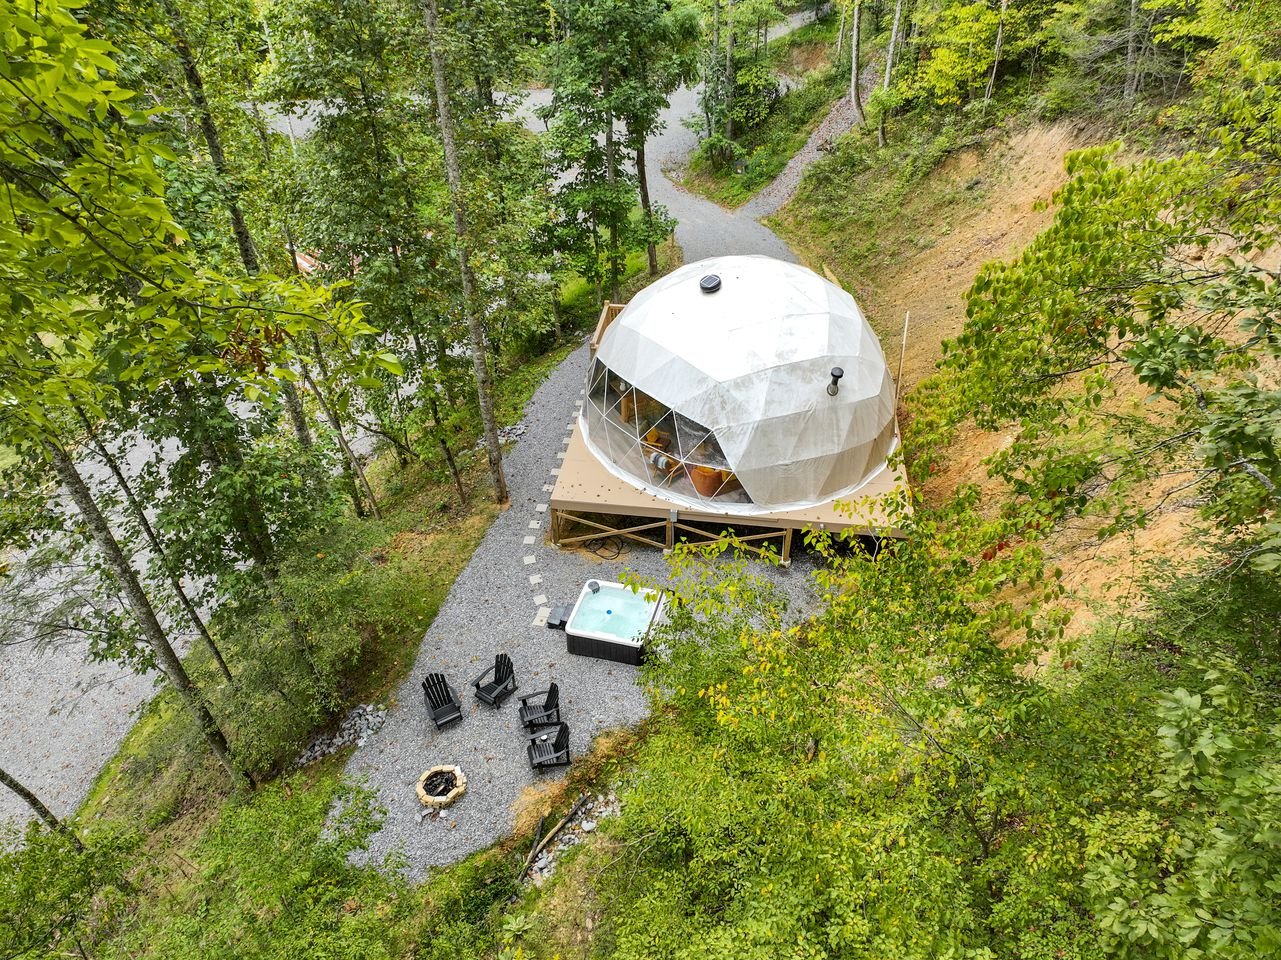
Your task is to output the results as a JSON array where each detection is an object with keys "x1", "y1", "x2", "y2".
[
  {"x1": 587, "y1": 360, "x2": 609, "y2": 410},
  {"x1": 605, "y1": 383, "x2": 639, "y2": 431},
  {"x1": 682, "y1": 431, "x2": 732, "y2": 471},
  {"x1": 640, "y1": 410, "x2": 679, "y2": 459}
]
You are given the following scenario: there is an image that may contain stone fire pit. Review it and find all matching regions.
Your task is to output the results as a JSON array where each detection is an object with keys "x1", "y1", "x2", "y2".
[{"x1": 416, "y1": 765, "x2": 466, "y2": 809}]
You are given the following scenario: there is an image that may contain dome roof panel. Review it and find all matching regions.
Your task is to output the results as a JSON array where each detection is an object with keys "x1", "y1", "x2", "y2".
[{"x1": 586, "y1": 256, "x2": 898, "y2": 513}]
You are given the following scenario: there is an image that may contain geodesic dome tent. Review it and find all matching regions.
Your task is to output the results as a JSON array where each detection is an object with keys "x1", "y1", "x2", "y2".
[{"x1": 580, "y1": 255, "x2": 898, "y2": 516}]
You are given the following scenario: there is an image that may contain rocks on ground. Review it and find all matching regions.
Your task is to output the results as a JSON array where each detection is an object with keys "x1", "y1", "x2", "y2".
[
  {"x1": 293, "y1": 703, "x2": 387, "y2": 768},
  {"x1": 478, "y1": 422, "x2": 528, "y2": 448}
]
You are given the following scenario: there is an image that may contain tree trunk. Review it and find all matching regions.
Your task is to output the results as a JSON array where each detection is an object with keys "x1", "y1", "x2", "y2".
[
  {"x1": 724, "y1": 0, "x2": 736, "y2": 141},
  {"x1": 634, "y1": 132, "x2": 658, "y2": 275},
  {"x1": 281, "y1": 379, "x2": 313, "y2": 450},
  {"x1": 984, "y1": 0, "x2": 1009, "y2": 103},
  {"x1": 603, "y1": 71, "x2": 621, "y2": 302},
  {"x1": 43, "y1": 440, "x2": 247, "y2": 788},
  {"x1": 421, "y1": 0, "x2": 510, "y2": 506},
  {"x1": 76, "y1": 408, "x2": 234, "y2": 685},
  {"x1": 550, "y1": 288, "x2": 564, "y2": 340},
  {"x1": 712, "y1": 0, "x2": 722, "y2": 137},
  {"x1": 883, "y1": 0, "x2": 902, "y2": 91},
  {"x1": 1122, "y1": 0, "x2": 1141, "y2": 101},
  {"x1": 0, "y1": 765, "x2": 82, "y2": 846},
  {"x1": 163, "y1": 0, "x2": 259, "y2": 276},
  {"x1": 836, "y1": 3, "x2": 845, "y2": 59},
  {"x1": 428, "y1": 395, "x2": 467, "y2": 503},
  {"x1": 850, "y1": 1, "x2": 865, "y2": 122},
  {"x1": 302, "y1": 354, "x2": 380, "y2": 519}
]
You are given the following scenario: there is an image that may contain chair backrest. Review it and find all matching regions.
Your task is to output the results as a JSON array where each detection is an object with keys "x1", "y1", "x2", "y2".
[
  {"x1": 495, "y1": 653, "x2": 514, "y2": 684},
  {"x1": 544, "y1": 682, "x2": 559, "y2": 711},
  {"x1": 553, "y1": 722, "x2": 569, "y2": 751},
  {"x1": 423, "y1": 673, "x2": 450, "y2": 709}
]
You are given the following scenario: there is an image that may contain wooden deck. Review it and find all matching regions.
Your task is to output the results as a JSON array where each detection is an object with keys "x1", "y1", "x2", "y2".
[{"x1": 550, "y1": 422, "x2": 908, "y2": 564}]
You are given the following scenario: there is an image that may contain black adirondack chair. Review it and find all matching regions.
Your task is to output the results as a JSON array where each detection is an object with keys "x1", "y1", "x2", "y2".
[
  {"x1": 422, "y1": 673, "x2": 462, "y2": 731},
  {"x1": 527, "y1": 722, "x2": 571, "y2": 771},
  {"x1": 518, "y1": 682, "x2": 560, "y2": 730},
  {"x1": 471, "y1": 652, "x2": 517, "y2": 707}
]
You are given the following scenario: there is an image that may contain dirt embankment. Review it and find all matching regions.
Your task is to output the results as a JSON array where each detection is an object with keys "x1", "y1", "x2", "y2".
[
  {"x1": 861, "y1": 122, "x2": 1089, "y2": 392},
  {"x1": 787, "y1": 120, "x2": 1206, "y2": 634}
]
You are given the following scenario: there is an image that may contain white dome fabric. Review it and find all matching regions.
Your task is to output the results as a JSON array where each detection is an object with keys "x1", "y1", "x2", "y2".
[{"x1": 580, "y1": 255, "x2": 897, "y2": 514}]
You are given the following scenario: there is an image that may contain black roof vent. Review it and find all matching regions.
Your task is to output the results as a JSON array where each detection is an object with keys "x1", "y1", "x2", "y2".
[
  {"x1": 700, "y1": 274, "x2": 722, "y2": 294},
  {"x1": 826, "y1": 367, "x2": 845, "y2": 396}
]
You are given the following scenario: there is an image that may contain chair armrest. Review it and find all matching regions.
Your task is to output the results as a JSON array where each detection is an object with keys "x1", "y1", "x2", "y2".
[
  {"x1": 518, "y1": 688, "x2": 552, "y2": 707},
  {"x1": 470, "y1": 663, "x2": 496, "y2": 688},
  {"x1": 527, "y1": 727, "x2": 559, "y2": 742}
]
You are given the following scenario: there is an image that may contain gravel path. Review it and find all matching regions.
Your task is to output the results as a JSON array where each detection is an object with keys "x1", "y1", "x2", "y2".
[
  {"x1": 345, "y1": 341, "x2": 819, "y2": 878},
  {"x1": 742, "y1": 95, "x2": 864, "y2": 219}
]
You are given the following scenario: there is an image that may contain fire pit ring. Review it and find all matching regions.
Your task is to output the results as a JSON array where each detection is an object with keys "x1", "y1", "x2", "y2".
[{"x1": 416, "y1": 764, "x2": 466, "y2": 809}]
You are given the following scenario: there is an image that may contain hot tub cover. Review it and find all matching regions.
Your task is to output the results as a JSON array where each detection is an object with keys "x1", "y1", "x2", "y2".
[{"x1": 581, "y1": 255, "x2": 898, "y2": 514}]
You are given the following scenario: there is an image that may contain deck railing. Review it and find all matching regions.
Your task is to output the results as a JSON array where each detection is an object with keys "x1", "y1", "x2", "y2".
[{"x1": 590, "y1": 302, "x2": 625, "y2": 356}]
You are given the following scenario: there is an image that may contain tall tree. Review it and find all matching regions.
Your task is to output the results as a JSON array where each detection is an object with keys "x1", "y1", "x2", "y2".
[
  {"x1": 615, "y1": 0, "x2": 700, "y2": 274},
  {"x1": 850, "y1": 0, "x2": 865, "y2": 120},
  {"x1": 77, "y1": 407, "x2": 234, "y2": 684},
  {"x1": 46, "y1": 439, "x2": 246, "y2": 786},
  {"x1": 420, "y1": 0, "x2": 511, "y2": 504}
]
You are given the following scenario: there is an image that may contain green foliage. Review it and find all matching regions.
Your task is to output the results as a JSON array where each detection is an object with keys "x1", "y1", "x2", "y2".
[
  {"x1": 596, "y1": 494, "x2": 1281, "y2": 957},
  {"x1": 909, "y1": 0, "x2": 1001, "y2": 106},
  {"x1": 100, "y1": 778, "x2": 410, "y2": 959},
  {"x1": 728, "y1": 60, "x2": 782, "y2": 129},
  {"x1": 0, "y1": 825, "x2": 134, "y2": 959},
  {"x1": 1085, "y1": 675, "x2": 1281, "y2": 959},
  {"x1": 919, "y1": 39, "x2": 1281, "y2": 568},
  {"x1": 691, "y1": 65, "x2": 846, "y2": 204}
]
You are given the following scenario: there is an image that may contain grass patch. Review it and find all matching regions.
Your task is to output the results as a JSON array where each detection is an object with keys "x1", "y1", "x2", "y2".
[
  {"x1": 769, "y1": 105, "x2": 1010, "y2": 283},
  {"x1": 558, "y1": 235, "x2": 681, "y2": 330},
  {"x1": 559, "y1": 237, "x2": 682, "y2": 329}
]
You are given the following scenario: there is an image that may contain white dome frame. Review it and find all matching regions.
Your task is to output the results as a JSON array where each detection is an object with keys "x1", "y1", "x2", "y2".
[{"x1": 579, "y1": 256, "x2": 898, "y2": 516}]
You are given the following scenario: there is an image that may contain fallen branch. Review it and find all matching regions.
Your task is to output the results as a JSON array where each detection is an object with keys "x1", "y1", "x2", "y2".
[{"x1": 518, "y1": 792, "x2": 589, "y2": 881}]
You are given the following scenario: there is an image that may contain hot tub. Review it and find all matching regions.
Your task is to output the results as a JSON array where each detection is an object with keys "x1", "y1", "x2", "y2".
[{"x1": 566, "y1": 580, "x2": 665, "y2": 665}]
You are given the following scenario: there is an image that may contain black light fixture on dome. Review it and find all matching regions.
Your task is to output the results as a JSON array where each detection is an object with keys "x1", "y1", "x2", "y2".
[{"x1": 699, "y1": 274, "x2": 722, "y2": 294}]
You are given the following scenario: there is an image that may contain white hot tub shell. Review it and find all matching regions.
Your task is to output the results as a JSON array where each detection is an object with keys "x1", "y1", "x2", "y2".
[{"x1": 565, "y1": 580, "x2": 665, "y2": 665}]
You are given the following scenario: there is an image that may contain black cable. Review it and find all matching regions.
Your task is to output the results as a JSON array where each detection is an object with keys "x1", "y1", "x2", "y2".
[{"x1": 586, "y1": 536, "x2": 623, "y2": 560}]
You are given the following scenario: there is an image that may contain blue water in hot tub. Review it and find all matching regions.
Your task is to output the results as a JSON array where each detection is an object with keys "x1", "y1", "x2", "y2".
[{"x1": 568, "y1": 584, "x2": 659, "y2": 642}]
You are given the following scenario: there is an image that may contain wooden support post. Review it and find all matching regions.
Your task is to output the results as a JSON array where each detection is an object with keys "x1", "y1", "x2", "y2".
[
  {"x1": 894, "y1": 311, "x2": 910, "y2": 410},
  {"x1": 782, "y1": 527, "x2": 793, "y2": 567},
  {"x1": 665, "y1": 509, "x2": 677, "y2": 553}
]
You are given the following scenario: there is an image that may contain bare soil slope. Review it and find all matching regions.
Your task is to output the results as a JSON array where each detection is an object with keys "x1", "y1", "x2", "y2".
[
  {"x1": 779, "y1": 120, "x2": 1205, "y2": 632},
  {"x1": 779, "y1": 121, "x2": 1091, "y2": 391}
]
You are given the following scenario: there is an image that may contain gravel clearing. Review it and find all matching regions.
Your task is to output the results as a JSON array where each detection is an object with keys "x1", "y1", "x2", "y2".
[
  {"x1": 0, "y1": 639, "x2": 158, "y2": 826},
  {"x1": 344, "y1": 341, "x2": 820, "y2": 878}
]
